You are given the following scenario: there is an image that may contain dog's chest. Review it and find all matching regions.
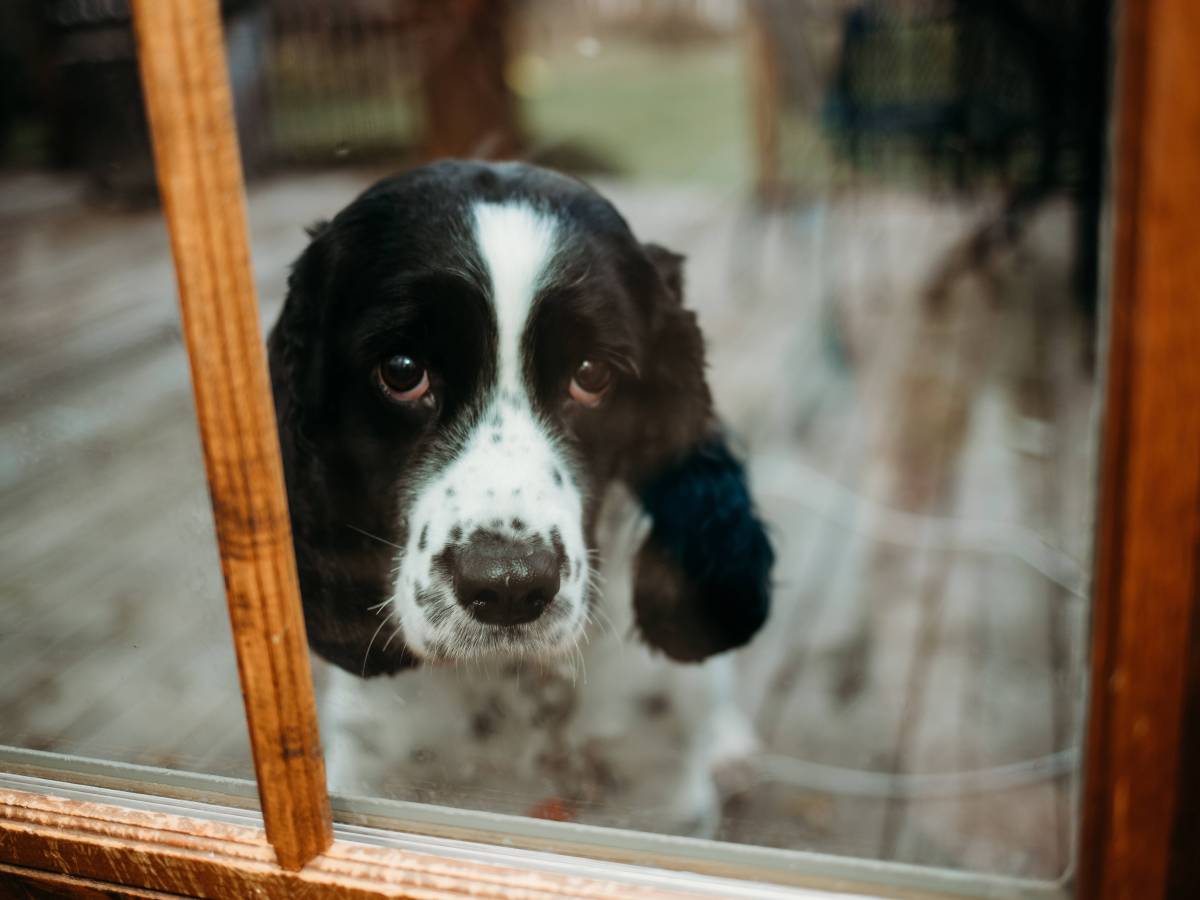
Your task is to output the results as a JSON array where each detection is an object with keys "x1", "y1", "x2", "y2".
[{"x1": 320, "y1": 634, "x2": 718, "y2": 824}]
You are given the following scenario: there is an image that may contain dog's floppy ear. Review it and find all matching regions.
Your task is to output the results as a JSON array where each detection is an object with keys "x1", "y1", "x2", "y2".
[
  {"x1": 268, "y1": 223, "x2": 417, "y2": 677},
  {"x1": 625, "y1": 243, "x2": 712, "y2": 475},
  {"x1": 633, "y1": 435, "x2": 774, "y2": 663},
  {"x1": 626, "y1": 245, "x2": 774, "y2": 661},
  {"x1": 268, "y1": 220, "x2": 330, "y2": 453}
]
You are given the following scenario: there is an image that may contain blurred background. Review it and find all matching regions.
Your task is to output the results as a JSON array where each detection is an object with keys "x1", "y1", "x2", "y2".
[{"x1": 0, "y1": 0, "x2": 1111, "y2": 884}]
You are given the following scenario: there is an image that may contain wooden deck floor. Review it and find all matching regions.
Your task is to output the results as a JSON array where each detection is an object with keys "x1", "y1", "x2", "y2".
[{"x1": 0, "y1": 170, "x2": 1095, "y2": 881}]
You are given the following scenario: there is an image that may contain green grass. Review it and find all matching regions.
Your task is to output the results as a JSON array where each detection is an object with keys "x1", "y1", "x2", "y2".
[
  {"x1": 270, "y1": 94, "x2": 418, "y2": 162},
  {"x1": 520, "y1": 40, "x2": 752, "y2": 188},
  {"x1": 264, "y1": 33, "x2": 844, "y2": 190}
]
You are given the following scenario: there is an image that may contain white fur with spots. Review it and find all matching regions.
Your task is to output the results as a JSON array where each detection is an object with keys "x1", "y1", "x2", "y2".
[
  {"x1": 323, "y1": 484, "x2": 757, "y2": 835},
  {"x1": 387, "y1": 202, "x2": 591, "y2": 662}
]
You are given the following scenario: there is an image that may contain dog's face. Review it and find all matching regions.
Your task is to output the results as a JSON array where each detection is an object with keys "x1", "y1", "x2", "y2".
[{"x1": 270, "y1": 161, "x2": 770, "y2": 676}]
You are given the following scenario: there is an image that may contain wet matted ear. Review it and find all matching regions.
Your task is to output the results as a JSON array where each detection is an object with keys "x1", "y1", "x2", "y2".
[
  {"x1": 633, "y1": 436, "x2": 774, "y2": 661},
  {"x1": 268, "y1": 220, "x2": 331, "y2": 450},
  {"x1": 268, "y1": 225, "x2": 417, "y2": 677},
  {"x1": 623, "y1": 244, "x2": 772, "y2": 660},
  {"x1": 623, "y1": 243, "x2": 714, "y2": 479}
]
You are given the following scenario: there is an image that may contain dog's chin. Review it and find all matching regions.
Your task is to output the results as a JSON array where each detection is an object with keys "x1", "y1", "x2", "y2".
[{"x1": 393, "y1": 591, "x2": 589, "y2": 666}]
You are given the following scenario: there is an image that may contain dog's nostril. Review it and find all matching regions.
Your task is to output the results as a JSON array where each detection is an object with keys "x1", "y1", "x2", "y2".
[
  {"x1": 473, "y1": 589, "x2": 501, "y2": 608},
  {"x1": 453, "y1": 534, "x2": 560, "y2": 626}
]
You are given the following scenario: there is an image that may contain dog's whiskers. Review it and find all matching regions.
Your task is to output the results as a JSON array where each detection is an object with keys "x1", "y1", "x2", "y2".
[
  {"x1": 567, "y1": 638, "x2": 587, "y2": 687},
  {"x1": 588, "y1": 600, "x2": 621, "y2": 642},
  {"x1": 360, "y1": 615, "x2": 390, "y2": 677},
  {"x1": 381, "y1": 621, "x2": 403, "y2": 655},
  {"x1": 346, "y1": 523, "x2": 404, "y2": 550}
]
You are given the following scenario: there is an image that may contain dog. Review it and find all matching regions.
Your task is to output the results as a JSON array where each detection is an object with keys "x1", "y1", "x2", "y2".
[{"x1": 268, "y1": 160, "x2": 773, "y2": 835}]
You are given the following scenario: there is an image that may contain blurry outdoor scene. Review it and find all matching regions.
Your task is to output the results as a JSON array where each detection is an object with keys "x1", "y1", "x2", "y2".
[{"x1": 0, "y1": 0, "x2": 1108, "y2": 882}]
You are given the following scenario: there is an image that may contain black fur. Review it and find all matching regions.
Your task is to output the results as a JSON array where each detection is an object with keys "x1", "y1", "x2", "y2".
[
  {"x1": 635, "y1": 437, "x2": 773, "y2": 661},
  {"x1": 268, "y1": 160, "x2": 772, "y2": 675}
]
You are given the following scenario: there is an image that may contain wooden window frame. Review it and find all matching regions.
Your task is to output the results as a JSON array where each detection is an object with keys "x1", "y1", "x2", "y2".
[{"x1": 2, "y1": 0, "x2": 1198, "y2": 896}]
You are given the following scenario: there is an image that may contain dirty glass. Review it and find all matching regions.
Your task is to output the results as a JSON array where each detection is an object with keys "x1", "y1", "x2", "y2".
[
  {"x1": 0, "y1": 0, "x2": 254, "y2": 792},
  {"x1": 0, "y1": 0, "x2": 1112, "y2": 895},
  {"x1": 266, "y1": 1, "x2": 1106, "y2": 892}
]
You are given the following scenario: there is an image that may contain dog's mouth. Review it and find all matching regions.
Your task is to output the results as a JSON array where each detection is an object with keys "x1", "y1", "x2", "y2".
[{"x1": 396, "y1": 576, "x2": 589, "y2": 664}]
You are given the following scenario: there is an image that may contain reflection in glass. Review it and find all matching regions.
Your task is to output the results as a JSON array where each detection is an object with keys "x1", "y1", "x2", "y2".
[
  {"x1": 0, "y1": 0, "x2": 1108, "y2": 892},
  {"x1": 263, "y1": 0, "x2": 1103, "y2": 887},
  {"x1": 0, "y1": 1, "x2": 255, "y2": 782}
]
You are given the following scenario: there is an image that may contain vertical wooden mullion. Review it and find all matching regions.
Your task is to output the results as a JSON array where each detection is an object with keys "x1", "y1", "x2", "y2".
[
  {"x1": 1081, "y1": 1, "x2": 1200, "y2": 899},
  {"x1": 129, "y1": 0, "x2": 332, "y2": 871}
]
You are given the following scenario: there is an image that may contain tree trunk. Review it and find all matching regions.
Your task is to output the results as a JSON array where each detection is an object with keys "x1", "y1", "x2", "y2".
[{"x1": 419, "y1": 0, "x2": 522, "y2": 160}]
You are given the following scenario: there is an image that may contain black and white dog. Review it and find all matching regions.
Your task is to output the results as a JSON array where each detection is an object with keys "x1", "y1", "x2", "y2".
[{"x1": 268, "y1": 160, "x2": 773, "y2": 834}]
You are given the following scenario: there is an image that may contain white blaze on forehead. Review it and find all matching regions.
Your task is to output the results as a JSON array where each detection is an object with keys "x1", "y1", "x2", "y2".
[
  {"x1": 388, "y1": 201, "x2": 589, "y2": 662},
  {"x1": 472, "y1": 202, "x2": 559, "y2": 392}
]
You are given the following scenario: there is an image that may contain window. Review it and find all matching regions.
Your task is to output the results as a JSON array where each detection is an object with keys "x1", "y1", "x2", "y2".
[{"x1": 1, "y1": 1, "x2": 1197, "y2": 898}]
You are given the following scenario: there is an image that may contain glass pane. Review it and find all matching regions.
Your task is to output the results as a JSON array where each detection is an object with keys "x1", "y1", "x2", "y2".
[
  {"x1": 257, "y1": 0, "x2": 1106, "y2": 892},
  {"x1": 4, "y1": 0, "x2": 1111, "y2": 894},
  {"x1": 0, "y1": 1, "x2": 254, "y2": 794}
]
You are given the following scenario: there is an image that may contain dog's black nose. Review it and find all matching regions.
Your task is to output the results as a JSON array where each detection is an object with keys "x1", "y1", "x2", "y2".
[{"x1": 452, "y1": 533, "x2": 560, "y2": 626}]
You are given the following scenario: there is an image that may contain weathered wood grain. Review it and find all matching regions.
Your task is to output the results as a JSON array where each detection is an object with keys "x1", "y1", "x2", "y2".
[
  {"x1": 0, "y1": 862, "x2": 177, "y2": 899},
  {"x1": 0, "y1": 788, "x2": 686, "y2": 899},
  {"x1": 1080, "y1": 1, "x2": 1200, "y2": 899},
  {"x1": 128, "y1": 0, "x2": 331, "y2": 870}
]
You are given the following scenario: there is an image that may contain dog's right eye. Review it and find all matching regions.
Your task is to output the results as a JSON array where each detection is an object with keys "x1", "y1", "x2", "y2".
[
  {"x1": 375, "y1": 355, "x2": 431, "y2": 404},
  {"x1": 568, "y1": 359, "x2": 613, "y2": 408}
]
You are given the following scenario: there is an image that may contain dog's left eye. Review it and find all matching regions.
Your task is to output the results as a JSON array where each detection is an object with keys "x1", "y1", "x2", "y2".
[
  {"x1": 568, "y1": 359, "x2": 612, "y2": 408},
  {"x1": 375, "y1": 355, "x2": 431, "y2": 404}
]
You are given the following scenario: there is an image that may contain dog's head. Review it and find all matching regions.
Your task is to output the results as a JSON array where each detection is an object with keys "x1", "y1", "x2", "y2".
[{"x1": 269, "y1": 161, "x2": 771, "y2": 676}]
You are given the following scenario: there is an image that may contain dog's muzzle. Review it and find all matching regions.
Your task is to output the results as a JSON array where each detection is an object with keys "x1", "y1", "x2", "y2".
[{"x1": 446, "y1": 531, "x2": 563, "y2": 626}]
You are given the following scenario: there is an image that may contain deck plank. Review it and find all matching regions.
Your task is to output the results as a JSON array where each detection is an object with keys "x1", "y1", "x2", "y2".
[{"x1": 0, "y1": 172, "x2": 1094, "y2": 876}]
